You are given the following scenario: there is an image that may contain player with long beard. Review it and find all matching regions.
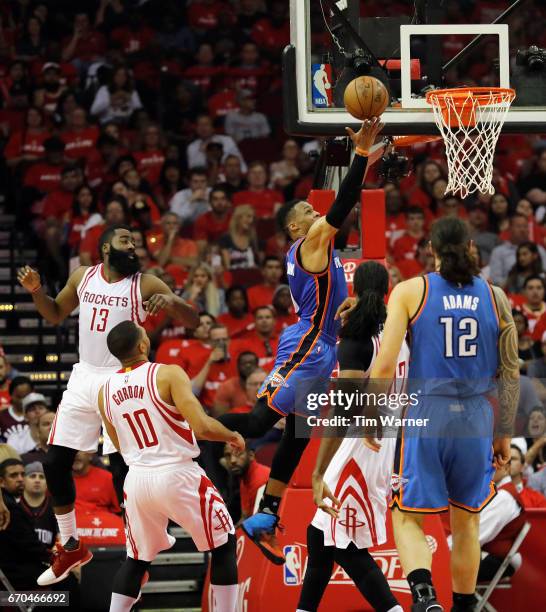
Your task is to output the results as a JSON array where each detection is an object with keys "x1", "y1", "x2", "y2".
[
  {"x1": 217, "y1": 118, "x2": 385, "y2": 564},
  {"x1": 17, "y1": 225, "x2": 198, "y2": 586},
  {"x1": 302, "y1": 261, "x2": 405, "y2": 612}
]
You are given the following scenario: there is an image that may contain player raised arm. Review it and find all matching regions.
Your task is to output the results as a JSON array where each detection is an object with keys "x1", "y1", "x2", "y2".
[
  {"x1": 491, "y1": 285, "x2": 520, "y2": 467},
  {"x1": 140, "y1": 273, "x2": 199, "y2": 328},
  {"x1": 159, "y1": 364, "x2": 245, "y2": 449},
  {"x1": 17, "y1": 265, "x2": 85, "y2": 325},
  {"x1": 299, "y1": 117, "x2": 384, "y2": 273}
]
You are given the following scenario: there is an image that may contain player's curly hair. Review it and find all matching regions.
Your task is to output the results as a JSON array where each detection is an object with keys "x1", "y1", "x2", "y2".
[
  {"x1": 339, "y1": 261, "x2": 388, "y2": 341},
  {"x1": 431, "y1": 217, "x2": 478, "y2": 286}
]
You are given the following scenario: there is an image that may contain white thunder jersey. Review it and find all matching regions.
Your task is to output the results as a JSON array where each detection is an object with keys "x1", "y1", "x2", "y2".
[
  {"x1": 312, "y1": 334, "x2": 410, "y2": 550},
  {"x1": 77, "y1": 264, "x2": 147, "y2": 368},
  {"x1": 103, "y1": 361, "x2": 199, "y2": 467}
]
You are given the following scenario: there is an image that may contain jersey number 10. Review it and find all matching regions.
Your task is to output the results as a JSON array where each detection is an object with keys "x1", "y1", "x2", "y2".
[
  {"x1": 440, "y1": 316, "x2": 478, "y2": 358},
  {"x1": 122, "y1": 409, "x2": 159, "y2": 449}
]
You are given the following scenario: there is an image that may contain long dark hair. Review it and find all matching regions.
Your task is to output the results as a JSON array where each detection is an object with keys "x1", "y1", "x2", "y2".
[
  {"x1": 431, "y1": 217, "x2": 478, "y2": 285},
  {"x1": 339, "y1": 261, "x2": 388, "y2": 341}
]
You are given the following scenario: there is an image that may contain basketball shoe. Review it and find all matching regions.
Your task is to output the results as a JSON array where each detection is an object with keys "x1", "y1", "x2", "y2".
[
  {"x1": 241, "y1": 511, "x2": 285, "y2": 565},
  {"x1": 37, "y1": 538, "x2": 93, "y2": 586}
]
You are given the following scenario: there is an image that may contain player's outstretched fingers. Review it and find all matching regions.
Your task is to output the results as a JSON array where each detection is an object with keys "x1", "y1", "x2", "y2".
[
  {"x1": 364, "y1": 437, "x2": 381, "y2": 452},
  {"x1": 322, "y1": 482, "x2": 341, "y2": 510}
]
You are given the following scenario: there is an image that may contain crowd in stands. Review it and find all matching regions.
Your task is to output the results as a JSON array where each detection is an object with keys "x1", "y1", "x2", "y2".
[{"x1": 1, "y1": 0, "x2": 546, "y2": 599}]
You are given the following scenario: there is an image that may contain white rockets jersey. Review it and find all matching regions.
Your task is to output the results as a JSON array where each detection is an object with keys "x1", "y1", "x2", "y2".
[
  {"x1": 103, "y1": 361, "x2": 199, "y2": 468},
  {"x1": 77, "y1": 264, "x2": 147, "y2": 368},
  {"x1": 312, "y1": 334, "x2": 410, "y2": 549}
]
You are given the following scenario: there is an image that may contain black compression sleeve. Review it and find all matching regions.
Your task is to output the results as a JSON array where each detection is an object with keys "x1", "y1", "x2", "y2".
[{"x1": 325, "y1": 153, "x2": 368, "y2": 229}]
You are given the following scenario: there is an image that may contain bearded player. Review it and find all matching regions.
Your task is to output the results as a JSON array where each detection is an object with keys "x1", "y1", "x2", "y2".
[
  {"x1": 339, "y1": 218, "x2": 519, "y2": 612},
  {"x1": 304, "y1": 261, "x2": 405, "y2": 612},
  {"x1": 17, "y1": 225, "x2": 198, "y2": 586},
  {"x1": 98, "y1": 321, "x2": 243, "y2": 612},
  {"x1": 218, "y1": 118, "x2": 385, "y2": 564}
]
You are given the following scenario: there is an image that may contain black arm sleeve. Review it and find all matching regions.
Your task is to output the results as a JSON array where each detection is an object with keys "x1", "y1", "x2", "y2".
[
  {"x1": 325, "y1": 153, "x2": 368, "y2": 229},
  {"x1": 337, "y1": 337, "x2": 374, "y2": 372}
]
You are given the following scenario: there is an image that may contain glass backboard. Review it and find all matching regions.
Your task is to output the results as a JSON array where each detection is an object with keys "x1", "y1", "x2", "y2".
[{"x1": 284, "y1": 0, "x2": 546, "y2": 136}]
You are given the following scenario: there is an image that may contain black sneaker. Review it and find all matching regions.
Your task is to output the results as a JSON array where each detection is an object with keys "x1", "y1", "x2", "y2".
[{"x1": 411, "y1": 583, "x2": 444, "y2": 612}]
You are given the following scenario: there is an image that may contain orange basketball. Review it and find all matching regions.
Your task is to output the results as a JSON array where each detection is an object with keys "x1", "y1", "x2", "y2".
[{"x1": 344, "y1": 76, "x2": 389, "y2": 120}]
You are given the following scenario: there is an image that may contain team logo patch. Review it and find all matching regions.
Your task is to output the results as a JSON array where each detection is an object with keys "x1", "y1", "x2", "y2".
[
  {"x1": 391, "y1": 473, "x2": 409, "y2": 492},
  {"x1": 267, "y1": 371, "x2": 288, "y2": 389},
  {"x1": 283, "y1": 545, "x2": 302, "y2": 585}
]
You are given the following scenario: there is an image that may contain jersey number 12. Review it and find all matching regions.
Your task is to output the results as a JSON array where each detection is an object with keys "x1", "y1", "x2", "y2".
[{"x1": 440, "y1": 316, "x2": 478, "y2": 358}]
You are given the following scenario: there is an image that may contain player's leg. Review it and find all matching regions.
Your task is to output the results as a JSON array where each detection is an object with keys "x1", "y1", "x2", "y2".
[
  {"x1": 391, "y1": 508, "x2": 442, "y2": 612},
  {"x1": 109, "y1": 557, "x2": 151, "y2": 612},
  {"x1": 217, "y1": 395, "x2": 282, "y2": 437},
  {"x1": 209, "y1": 534, "x2": 238, "y2": 612},
  {"x1": 241, "y1": 413, "x2": 309, "y2": 564},
  {"x1": 333, "y1": 543, "x2": 402, "y2": 612},
  {"x1": 296, "y1": 525, "x2": 335, "y2": 612},
  {"x1": 449, "y1": 506, "x2": 480, "y2": 612}
]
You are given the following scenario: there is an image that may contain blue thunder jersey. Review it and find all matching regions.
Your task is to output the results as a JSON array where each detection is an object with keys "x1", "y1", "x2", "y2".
[
  {"x1": 408, "y1": 272, "x2": 499, "y2": 396},
  {"x1": 285, "y1": 238, "x2": 348, "y2": 343}
]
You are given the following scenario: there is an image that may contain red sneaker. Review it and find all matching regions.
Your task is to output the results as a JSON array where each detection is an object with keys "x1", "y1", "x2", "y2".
[{"x1": 37, "y1": 539, "x2": 93, "y2": 586}]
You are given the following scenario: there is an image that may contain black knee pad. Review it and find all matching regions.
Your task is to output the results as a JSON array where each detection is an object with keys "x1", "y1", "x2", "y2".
[
  {"x1": 210, "y1": 533, "x2": 237, "y2": 585},
  {"x1": 43, "y1": 445, "x2": 78, "y2": 507},
  {"x1": 112, "y1": 557, "x2": 151, "y2": 598}
]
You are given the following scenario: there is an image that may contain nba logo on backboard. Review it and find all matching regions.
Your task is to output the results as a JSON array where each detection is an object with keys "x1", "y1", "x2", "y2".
[
  {"x1": 283, "y1": 545, "x2": 302, "y2": 585},
  {"x1": 311, "y1": 64, "x2": 333, "y2": 108}
]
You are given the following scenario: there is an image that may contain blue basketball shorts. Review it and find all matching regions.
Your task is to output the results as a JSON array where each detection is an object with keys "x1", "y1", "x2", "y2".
[
  {"x1": 391, "y1": 394, "x2": 496, "y2": 513},
  {"x1": 257, "y1": 327, "x2": 337, "y2": 417}
]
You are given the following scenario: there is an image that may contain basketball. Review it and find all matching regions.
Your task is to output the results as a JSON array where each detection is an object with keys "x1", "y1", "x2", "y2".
[{"x1": 344, "y1": 76, "x2": 390, "y2": 120}]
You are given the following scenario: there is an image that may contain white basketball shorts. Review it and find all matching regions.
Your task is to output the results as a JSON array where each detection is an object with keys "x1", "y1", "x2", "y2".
[
  {"x1": 123, "y1": 462, "x2": 234, "y2": 561},
  {"x1": 48, "y1": 362, "x2": 117, "y2": 454}
]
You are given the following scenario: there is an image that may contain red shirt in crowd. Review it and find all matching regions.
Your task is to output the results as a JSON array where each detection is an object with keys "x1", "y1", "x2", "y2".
[
  {"x1": 233, "y1": 189, "x2": 284, "y2": 217},
  {"x1": 0, "y1": 388, "x2": 10, "y2": 410},
  {"x1": 155, "y1": 338, "x2": 211, "y2": 377},
  {"x1": 79, "y1": 223, "x2": 105, "y2": 264},
  {"x1": 183, "y1": 65, "x2": 223, "y2": 92},
  {"x1": 231, "y1": 333, "x2": 278, "y2": 370},
  {"x1": 214, "y1": 376, "x2": 248, "y2": 412},
  {"x1": 199, "y1": 359, "x2": 237, "y2": 409},
  {"x1": 251, "y1": 18, "x2": 290, "y2": 54},
  {"x1": 24, "y1": 162, "x2": 62, "y2": 193},
  {"x1": 247, "y1": 284, "x2": 276, "y2": 312},
  {"x1": 4, "y1": 130, "x2": 48, "y2": 161},
  {"x1": 134, "y1": 150, "x2": 166, "y2": 186},
  {"x1": 194, "y1": 211, "x2": 232, "y2": 243},
  {"x1": 62, "y1": 126, "x2": 99, "y2": 160},
  {"x1": 74, "y1": 465, "x2": 120, "y2": 514},
  {"x1": 392, "y1": 233, "x2": 422, "y2": 263},
  {"x1": 240, "y1": 460, "x2": 271, "y2": 516},
  {"x1": 110, "y1": 25, "x2": 155, "y2": 55},
  {"x1": 42, "y1": 190, "x2": 73, "y2": 221},
  {"x1": 208, "y1": 89, "x2": 239, "y2": 118},
  {"x1": 187, "y1": 1, "x2": 235, "y2": 30},
  {"x1": 216, "y1": 312, "x2": 254, "y2": 338},
  {"x1": 396, "y1": 258, "x2": 424, "y2": 280},
  {"x1": 62, "y1": 30, "x2": 107, "y2": 62}
]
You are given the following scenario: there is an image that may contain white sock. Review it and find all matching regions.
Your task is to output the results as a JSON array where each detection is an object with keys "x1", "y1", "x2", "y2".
[
  {"x1": 55, "y1": 510, "x2": 77, "y2": 545},
  {"x1": 387, "y1": 606, "x2": 404, "y2": 612},
  {"x1": 211, "y1": 584, "x2": 238, "y2": 612},
  {"x1": 109, "y1": 593, "x2": 137, "y2": 612}
]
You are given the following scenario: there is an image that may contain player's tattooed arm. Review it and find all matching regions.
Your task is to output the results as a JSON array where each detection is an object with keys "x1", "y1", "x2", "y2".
[
  {"x1": 492, "y1": 285, "x2": 520, "y2": 437},
  {"x1": 17, "y1": 265, "x2": 85, "y2": 324},
  {"x1": 141, "y1": 273, "x2": 200, "y2": 328}
]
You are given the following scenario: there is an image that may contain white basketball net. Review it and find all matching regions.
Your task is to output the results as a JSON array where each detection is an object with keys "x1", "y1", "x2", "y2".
[{"x1": 426, "y1": 88, "x2": 515, "y2": 199}]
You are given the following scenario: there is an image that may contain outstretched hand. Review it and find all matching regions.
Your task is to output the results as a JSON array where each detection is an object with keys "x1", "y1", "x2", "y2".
[
  {"x1": 17, "y1": 265, "x2": 41, "y2": 293},
  {"x1": 346, "y1": 117, "x2": 384, "y2": 153},
  {"x1": 312, "y1": 472, "x2": 341, "y2": 519}
]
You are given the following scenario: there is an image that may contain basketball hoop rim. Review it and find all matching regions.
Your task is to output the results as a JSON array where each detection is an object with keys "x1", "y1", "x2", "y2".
[{"x1": 425, "y1": 87, "x2": 516, "y2": 109}]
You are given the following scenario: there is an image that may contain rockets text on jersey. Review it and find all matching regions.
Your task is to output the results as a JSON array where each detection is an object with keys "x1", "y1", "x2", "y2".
[{"x1": 77, "y1": 264, "x2": 147, "y2": 368}]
